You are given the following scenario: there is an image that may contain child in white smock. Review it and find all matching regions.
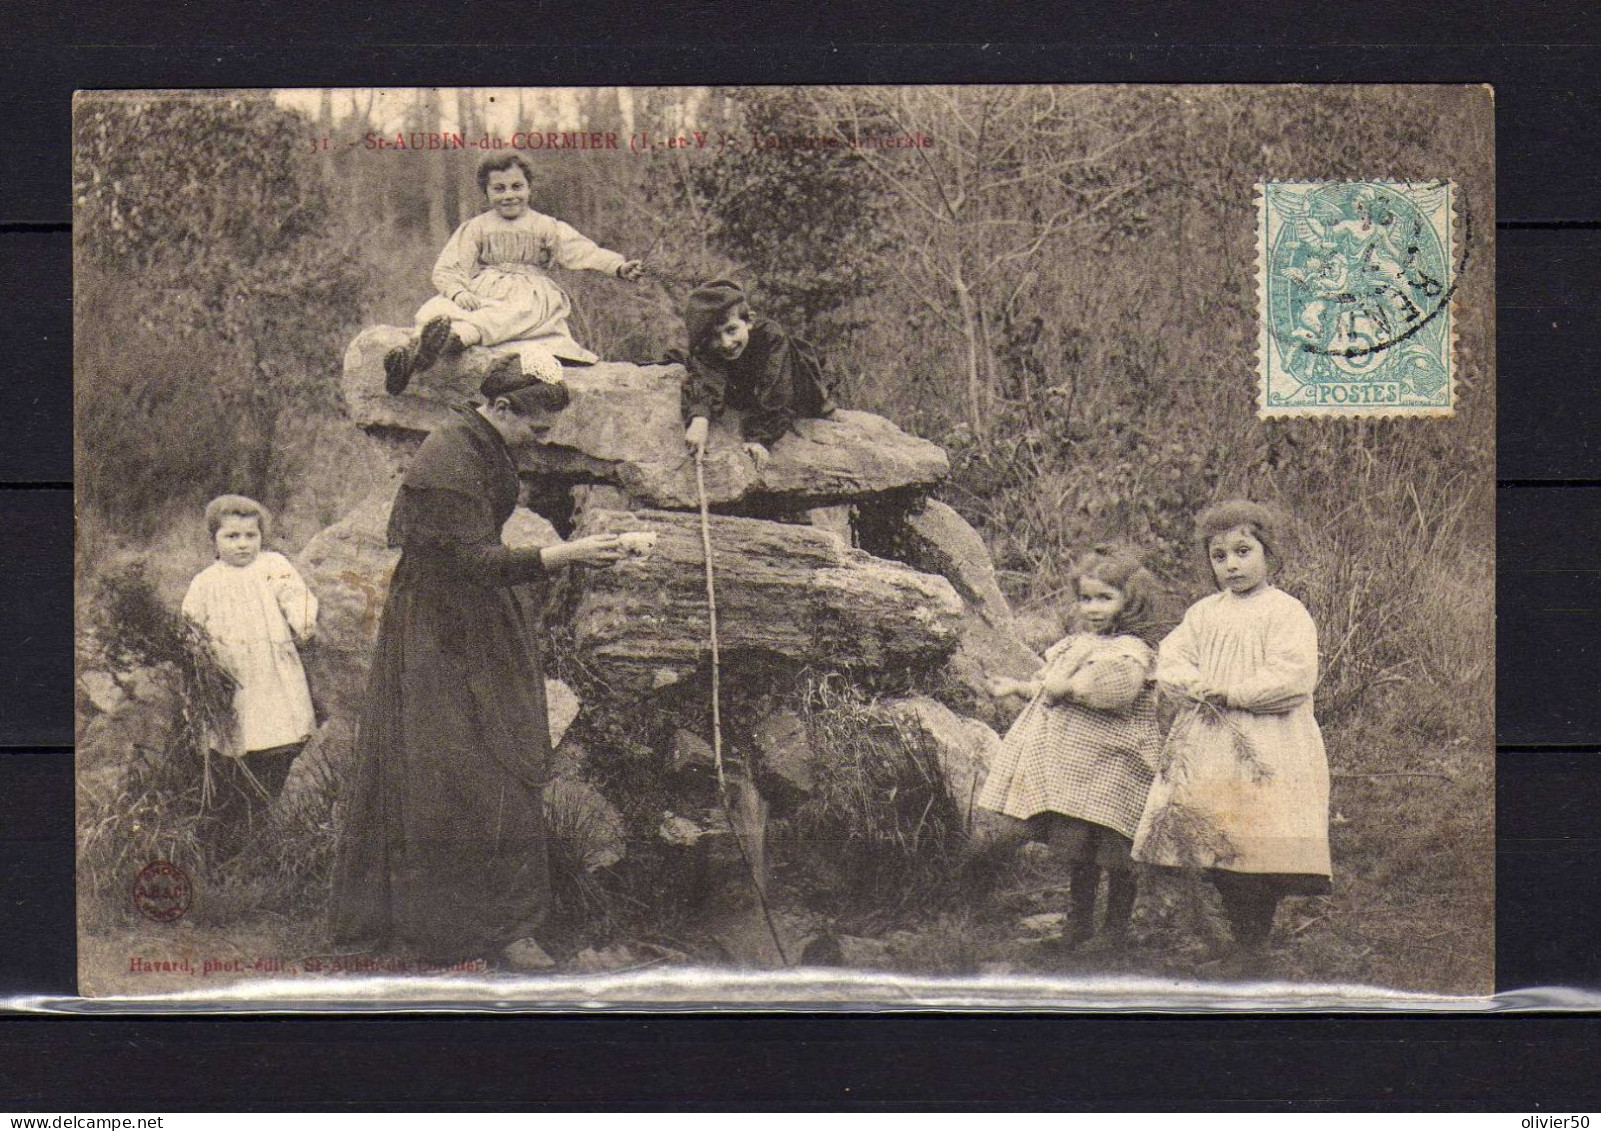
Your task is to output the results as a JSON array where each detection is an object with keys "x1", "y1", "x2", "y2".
[
  {"x1": 181, "y1": 495, "x2": 318, "y2": 831},
  {"x1": 1132, "y1": 500, "x2": 1332, "y2": 966}
]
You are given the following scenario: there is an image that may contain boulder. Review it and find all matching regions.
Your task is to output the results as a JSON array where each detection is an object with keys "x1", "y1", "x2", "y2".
[
  {"x1": 752, "y1": 710, "x2": 813, "y2": 794},
  {"x1": 75, "y1": 675, "x2": 178, "y2": 774},
  {"x1": 944, "y1": 630, "x2": 1043, "y2": 728},
  {"x1": 75, "y1": 666, "x2": 212, "y2": 809},
  {"x1": 548, "y1": 736, "x2": 588, "y2": 781},
  {"x1": 503, "y1": 508, "x2": 566, "y2": 554},
  {"x1": 571, "y1": 484, "x2": 637, "y2": 520},
  {"x1": 858, "y1": 499, "x2": 1041, "y2": 718},
  {"x1": 343, "y1": 328, "x2": 949, "y2": 509},
  {"x1": 122, "y1": 666, "x2": 169, "y2": 704},
  {"x1": 342, "y1": 326, "x2": 501, "y2": 435},
  {"x1": 880, "y1": 500, "x2": 1014, "y2": 628},
  {"x1": 293, "y1": 487, "x2": 563, "y2": 721},
  {"x1": 545, "y1": 776, "x2": 625, "y2": 871},
  {"x1": 658, "y1": 811, "x2": 711, "y2": 847},
  {"x1": 880, "y1": 695, "x2": 1002, "y2": 825},
  {"x1": 669, "y1": 728, "x2": 718, "y2": 775},
  {"x1": 1019, "y1": 911, "x2": 1067, "y2": 935},
  {"x1": 569, "y1": 508, "x2": 965, "y2": 691},
  {"x1": 806, "y1": 504, "x2": 853, "y2": 545},
  {"x1": 281, "y1": 715, "x2": 353, "y2": 812},
  {"x1": 293, "y1": 488, "x2": 399, "y2": 722},
  {"x1": 78, "y1": 670, "x2": 128, "y2": 716},
  {"x1": 545, "y1": 679, "x2": 581, "y2": 749}
]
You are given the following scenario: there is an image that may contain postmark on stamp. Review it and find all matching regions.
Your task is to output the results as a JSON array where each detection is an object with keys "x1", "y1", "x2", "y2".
[{"x1": 1257, "y1": 180, "x2": 1455, "y2": 418}]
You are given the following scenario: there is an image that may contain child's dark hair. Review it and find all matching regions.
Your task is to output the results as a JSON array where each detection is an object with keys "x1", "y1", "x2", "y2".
[
  {"x1": 1071, "y1": 543, "x2": 1157, "y2": 636},
  {"x1": 476, "y1": 153, "x2": 536, "y2": 195},
  {"x1": 684, "y1": 279, "x2": 754, "y2": 350},
  {"x1": 204, "y1": 494, "x2": 270, "y2": 540},
  {"x1": 1194, "y1": 499, "x2": 1290, "y2": 573},
  {"x1": 719, "y1": 302, "x2": 753, "y2": 329}
]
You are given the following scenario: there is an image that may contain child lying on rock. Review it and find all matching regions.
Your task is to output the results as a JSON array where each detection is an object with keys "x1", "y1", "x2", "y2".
[{"x1": 679, "y1": 280, "x2": 838, "y2": 470}]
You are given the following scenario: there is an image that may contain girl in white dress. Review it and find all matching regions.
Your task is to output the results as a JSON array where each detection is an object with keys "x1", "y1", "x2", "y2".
[
  {"x1": 181, "y1": 495, "x2": 318, "y2": 834},
  {"x1": 384, "y1": 153, "x2": 644, "y2": 393},
  {"x1": 1132, "y1": 500, "x2": 1331, "y2": 965},
  {"x1": 978, "y1": 545, "x2": 1161, "y2": 950}
]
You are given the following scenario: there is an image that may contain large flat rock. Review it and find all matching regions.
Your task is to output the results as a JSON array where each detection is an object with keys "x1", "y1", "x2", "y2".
[
  {"x1": 343, "y1": 326, "x2": 948, "y2": 510},
  {"x1": 570, "y1": 507, "x2": 965, "y2": 691}
]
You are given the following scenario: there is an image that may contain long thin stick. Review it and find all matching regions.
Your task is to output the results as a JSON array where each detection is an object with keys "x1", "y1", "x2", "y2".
[
  {"x1": 694, "y1": 454, "x2": 727, "y2": 793},
  {"x1": 694, "y1": 451, "x2": 790, "y2": 967}
]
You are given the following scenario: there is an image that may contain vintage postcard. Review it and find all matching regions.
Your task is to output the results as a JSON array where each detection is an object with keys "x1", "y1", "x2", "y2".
[{"x1": 73, "y1": 85, "x2": 1494, "y2": 1006}]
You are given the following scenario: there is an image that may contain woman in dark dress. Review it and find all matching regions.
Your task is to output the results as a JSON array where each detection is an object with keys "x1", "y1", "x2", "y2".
[{"x1": 330, "y1": 367, "x2": 631, "y2": 970}]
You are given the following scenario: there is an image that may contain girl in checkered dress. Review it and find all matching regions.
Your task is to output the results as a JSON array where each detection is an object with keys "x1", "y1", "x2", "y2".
[{"x1": 978, "y1": 545, "x2": 1161, "y2": 949}]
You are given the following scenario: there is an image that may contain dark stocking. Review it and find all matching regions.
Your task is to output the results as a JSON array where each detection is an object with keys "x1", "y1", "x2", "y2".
[
  {"x1": 1067, "y1": 863, "x2": 1100, "y2": 945},
  {"x1": 1214, "y1": 874, "x2": 1281, "y2": 953},
  {"x1": 1103, "y1": 868, "x2": 1138, "y2": 934},
  {"x1": 204, "y1": 742, "x2": 303, "y2": 860},
  {"x1": 412, "y1": 315, "x2": 453, "y2": 375}
]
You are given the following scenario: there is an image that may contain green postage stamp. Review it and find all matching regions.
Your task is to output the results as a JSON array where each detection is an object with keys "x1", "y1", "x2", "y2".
[{"x1": 1258, "y1": 180, "x2": 1455, "y2": 418}]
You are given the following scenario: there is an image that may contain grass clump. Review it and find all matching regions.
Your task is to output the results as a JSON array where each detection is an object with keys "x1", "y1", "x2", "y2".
[
  {"x1": 78, "y1": 564, "x2": 340, "y2": 933},
  {"x1": 786, "y1": 675, "x2": 993, "y2": 921}
]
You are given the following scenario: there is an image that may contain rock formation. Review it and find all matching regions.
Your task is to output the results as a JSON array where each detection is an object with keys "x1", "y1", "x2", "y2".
[
  {"x1": 298, "y1": 327, "x2": 1044, "y2": 961},
  {"x1": 858, "y1": 498, "x2": 1042, "y2": 719},
  {"x1": 344, "y1": 327, "x2": 949, "y2": 510},
  {"x1": 569, "y1": 507, "x2": 965, "y2": 692}
]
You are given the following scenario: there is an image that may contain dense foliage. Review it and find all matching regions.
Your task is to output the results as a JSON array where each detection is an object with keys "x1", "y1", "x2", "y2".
[{"x1": 75, "y1": 92, "x2": 368, "y2": 532}]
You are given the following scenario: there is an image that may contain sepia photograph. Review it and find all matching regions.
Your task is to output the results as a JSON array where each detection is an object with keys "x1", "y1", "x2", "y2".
[{"x1": 72, "y1": 84, "x2": 1494, "y2": 1005}]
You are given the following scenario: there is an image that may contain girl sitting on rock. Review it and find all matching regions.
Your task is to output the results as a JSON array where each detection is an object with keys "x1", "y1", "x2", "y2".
[
  {"x1": 979, "y1": 545, "x2": 1162, "y2": 952},
  {"x1": 385, "y1": 152, "x2": 644, "y2": 394}
]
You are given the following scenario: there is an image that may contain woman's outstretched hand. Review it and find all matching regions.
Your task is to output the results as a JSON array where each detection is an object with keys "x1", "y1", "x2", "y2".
[{"x1": 542, "y1": 534, "x2": 631, "y2": 569}]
